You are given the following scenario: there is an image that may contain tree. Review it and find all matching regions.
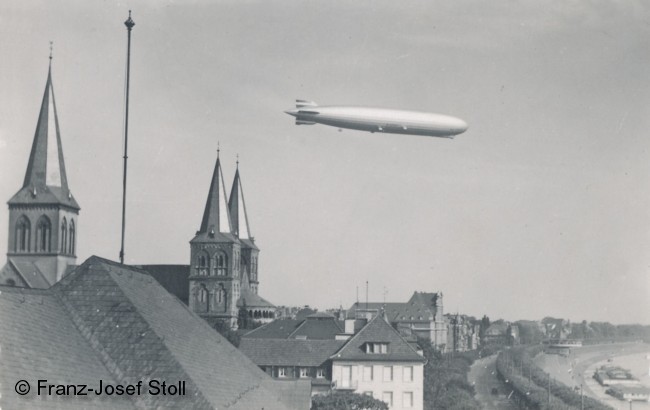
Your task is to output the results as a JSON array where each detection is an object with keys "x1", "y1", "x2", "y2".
[
  {"x1": 479, "y1": 315, "x2": 490, "y2": 342},
  {"x1": 213, "y1": 320, "x2": 241, "y2": 347},
  {"x1": 312, "y1": 392, "x2": 388, "y2": 410}
]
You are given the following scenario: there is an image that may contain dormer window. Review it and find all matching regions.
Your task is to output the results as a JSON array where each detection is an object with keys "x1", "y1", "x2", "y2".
[{"x1": 365, "y1": 342, "x2": 388, "y2": 354}]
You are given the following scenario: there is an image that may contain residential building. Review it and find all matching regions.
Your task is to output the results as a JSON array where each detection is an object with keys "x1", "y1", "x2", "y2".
[
  {"x1": 347, "y1": 291, "x2": 448, "y2": 352},
  {"x1": 330, "y1": 315, "x2": 425, "y2": 410},
  {"x1": 240, "y1": 313, "x2": 426, "y2": 409}
]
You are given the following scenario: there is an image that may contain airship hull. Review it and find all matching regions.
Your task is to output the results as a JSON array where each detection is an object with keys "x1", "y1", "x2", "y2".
[{"x1": 285, "y1": 101, "x2": 468, "y2": 138}]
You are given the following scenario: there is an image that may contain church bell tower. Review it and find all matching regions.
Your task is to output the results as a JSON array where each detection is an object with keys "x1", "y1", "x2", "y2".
[
  {"x1": 1, "y1": 56, "x2": 80, "y2": 288},
  {"x1": 189, "y1": 151, "x2": 241, "y2": 329}
]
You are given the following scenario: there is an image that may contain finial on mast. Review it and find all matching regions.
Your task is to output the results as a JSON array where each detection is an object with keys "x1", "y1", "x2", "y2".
[
  {"x1": 124, "y1": 10, "x2": 135, "y2": 30},
  {"x1": 217, "y1": 141, "x2": 220, "y2": 158},
  {"x1": 49, "y1": 41, "x2": 53, "y2": 61},
  {"x1": 236, "y1": 153, "x2": 239, "y2": 169}
]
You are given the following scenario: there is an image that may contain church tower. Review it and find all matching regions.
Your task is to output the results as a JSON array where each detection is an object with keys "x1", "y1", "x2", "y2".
[
  {"x1": 189, "y1": 152, "x2": 241, "y2": 329},
  {"x1": 1, "y1": 58, "x2": 80, "y2": 288},
  {"x1": 228, "y1": 161, "x2": 260, "y2": 294}
]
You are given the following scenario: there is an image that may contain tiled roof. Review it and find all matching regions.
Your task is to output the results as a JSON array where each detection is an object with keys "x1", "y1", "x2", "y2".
[
  {"x1": 347, "y1": 302, "x2": 433, "y2": 323},
  {"x1": 239, "y1": 339, "x2": 345, "y2": 367},
  {"x1": 289, "y1": 316, "x2": 343, "y2": 340},
  {"x1": 243, "y1": 319, "x2": 304, "y2": 339},
  {"x1": 238, "y1": 288, "x2": 275, "y2": 308},
  {"x1": 137, "y1": 264, "x2": 190, "y2": 304},
  {"x1": 56, "y1": 256, "x2": 304, "y2": 409},
  {"x1": 0, "y1": 286, "x2": 134, "y2": 409},
  {"x1": 9, "y1": 259, "x2": 52, "y2": 288},
  {"x1": 1, "y1": 256, "x2": 307, "y2": 409},
  {"x1": 294, "y1": 307, "x2": 317, "y2": 320},
  {"x1": 330, "y1": 315, "x2": 425, "y2": 363}
]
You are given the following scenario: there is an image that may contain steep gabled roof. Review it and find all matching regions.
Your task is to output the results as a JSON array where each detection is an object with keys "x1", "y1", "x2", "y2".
[
  {"x1": 239, "y1": 339, "x2": 345, "y2": 367},
  {"x1": 193, "y1": 155, "x2": 236, "y2": 243},
  {"x1": 330, "y1": 315, "x2": 425, "y2": 363},
  {"x1": 228, "y1": 166, "x2": 256, "y2": 247},
  {"x1": 136, "y1": 264, "x2": 190, "y2": 304},
  {"x1": 288, "y1": 315, "x2": 343, "y2": 340},
  {"x1": 9, "y1": 63, "x2": 79, "y2": 210},
  {"x1": 0, "y1": 286, "x2": 135, "y2": 409},
  {"x1": 243, "y1": 319, "x2": 304, "y2": 339},
  {"x1": 7, "y1": 259, "x2": 51, "y2": 289},
  {"x1": 53, "y1": 256, "x2": 303, "y2": 409}
]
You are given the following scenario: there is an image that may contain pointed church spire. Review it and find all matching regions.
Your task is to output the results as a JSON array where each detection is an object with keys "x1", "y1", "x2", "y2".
[
  {"x1": 228, "y1": 159, "x2": 252, "y2": 239},
  {"x1": 23, "y1": 54, "x2": 69, "y2": 191},
  {"x1": 199, "y1": 152, "x2": 233, "y2": 236}
]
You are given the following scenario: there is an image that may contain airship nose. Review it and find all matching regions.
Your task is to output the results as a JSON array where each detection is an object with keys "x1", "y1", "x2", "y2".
[{"x1": 284, "y1": 109, "x2": 299, "y2": 117}]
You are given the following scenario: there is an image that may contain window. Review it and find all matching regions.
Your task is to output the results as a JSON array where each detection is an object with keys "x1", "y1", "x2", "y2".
[
  {"x1": 198, "y1": 285, "x2": 209, "y2": 312},
  {"x1": 69, "y1": 219, "x2": 75, "y2": 255},
  {"x1": 278, "y1": 367, "x2": 286, "y2": 378},
  {"x1": 382, "y1": 392, "x2": 393, "y2": 406},
  {"x1": 216, "y1": 252, "x2": 227, "y2": 276},
  {"x1": 197, "y1": 252, "x2": 209, "y2": 276},
  {"x1": 403, "y1": 392, "x2": 413, "y2": 408},
  {"x1": 363, "y1": 366, "x2": 373, "y2": 381},
  {"x1": 61, "y1": 218, "x2": 67, "y2": 253},
  {"x1": 216, "y1": 286, "x2": 224, "y2": 304},
  {"x1": 316, "y1": 368, "x2": 325, "y2": 379},
  {"x1": 15, "y1": 216, "x2": 31, "y2": 252},
  {"x1": 366, "y1": 342, "x2": 389, "y2": 354},
  {"x1": 403, "y1": 366, "x2": 413, "y2": 382},
  {"x1": 299, "y1": 368, "x2": 309, "y2": 378},
  {"x1": 36, "y1": 216, "x2": 51, "y2": 252},
  {"x1": 383, "y1": 366, "x2": 393, "y2": 382}
]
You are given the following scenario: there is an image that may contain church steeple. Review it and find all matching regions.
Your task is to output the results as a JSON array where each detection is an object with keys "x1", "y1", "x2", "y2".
[
  {"x1": 1, "y1": 56, "x2": 80, "y2": 288},
  {"x1": 228, "y1": 162, "x2": 252, "y2": 240},
  {"x1": 10, "y1": 58, "x2": 79, "y2": 210},
  {"x1": 198, "y1": 152, "x2": 234, "y2": 237},
  {"x1": 24, "y1": 61, "x2": 69, "y2": 191}
]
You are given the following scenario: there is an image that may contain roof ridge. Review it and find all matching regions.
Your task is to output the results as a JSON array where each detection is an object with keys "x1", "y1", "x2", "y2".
[{"x1": 53, "y1": 260, "x2": 214, "y2": 408}]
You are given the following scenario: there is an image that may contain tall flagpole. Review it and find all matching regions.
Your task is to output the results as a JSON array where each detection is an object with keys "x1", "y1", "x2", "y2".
[{"x1": 120, "y1": 11, "x2": 135, "y2": 264}]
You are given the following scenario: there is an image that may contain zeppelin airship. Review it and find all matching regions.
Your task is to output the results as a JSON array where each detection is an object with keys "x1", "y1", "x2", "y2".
[{"x1": 284, "y1": 100, "x2": 468, "y2": 138}]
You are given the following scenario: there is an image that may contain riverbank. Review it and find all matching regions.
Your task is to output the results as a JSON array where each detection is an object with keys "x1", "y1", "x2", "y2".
[{"x1": 534, "y1": 342, "x2": 649, "y2": 410}]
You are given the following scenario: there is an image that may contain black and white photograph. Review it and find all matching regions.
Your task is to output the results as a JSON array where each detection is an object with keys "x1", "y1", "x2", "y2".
[{"x1": 0, "y1": 1, "x2": 649, "y2": 409}]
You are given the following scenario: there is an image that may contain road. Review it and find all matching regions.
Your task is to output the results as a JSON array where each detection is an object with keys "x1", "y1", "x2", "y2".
[{"x1": 468, "y1": 355, "x2": 518, "y2": 410}]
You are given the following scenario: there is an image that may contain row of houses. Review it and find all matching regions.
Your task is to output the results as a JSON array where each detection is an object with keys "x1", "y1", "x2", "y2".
[{"x1": 239, "y1": 311, "x2": 426, "y2": 410}]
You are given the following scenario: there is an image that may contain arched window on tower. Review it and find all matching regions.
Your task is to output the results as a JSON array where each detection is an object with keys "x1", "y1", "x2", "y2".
[
  {"x1": 197, "y1": 251, "x2": 209, "y2": 276},
  {"x1": 69, "y1": 220, "x2": 76, "y2": 255},
  {"x1": 251, "y1": 256, "x2": 258, "y2": 281},
  {"x1": 36, "y1": 216, "x2": 52, "y2": 253},
  {"x1": 15, "y1": 216, "x2": 31, "y2": 252},
  {"x1": 198, "y1": 284, "x2": 209, "y2": 312},
  {"x1": 216, "y1": 252, "x2": 228, "y2": 276},
  {"x1": 61, "y1": 218, "x2": 68, "y2": 254},
  {"x1": 215, "y1": 285, "x2": 224, "y2": 304}
]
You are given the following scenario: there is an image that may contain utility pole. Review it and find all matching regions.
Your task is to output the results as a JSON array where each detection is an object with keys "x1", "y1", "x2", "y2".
[
  {"x1": 547, "y1": 374, "x2": 551, "y2": 406},
  {"x1": 120, "y1": 10, "x2": 135, "y2": 264},
  {"x1": 580, "y1": 383, "x2": 584, "y2": 410}
]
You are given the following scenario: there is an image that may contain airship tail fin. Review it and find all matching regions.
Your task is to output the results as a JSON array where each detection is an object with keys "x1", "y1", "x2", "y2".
[
  {"x1": 296, "y1": 119, "x2": 316, "y2": 125},
  {"x1": 296, "y1": 99, "x2": 318, "y2": 108}
]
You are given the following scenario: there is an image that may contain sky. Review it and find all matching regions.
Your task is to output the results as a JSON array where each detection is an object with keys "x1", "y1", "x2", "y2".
[{"x1": 1, "y1": 0, "x2": 648, "y2": 324}]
